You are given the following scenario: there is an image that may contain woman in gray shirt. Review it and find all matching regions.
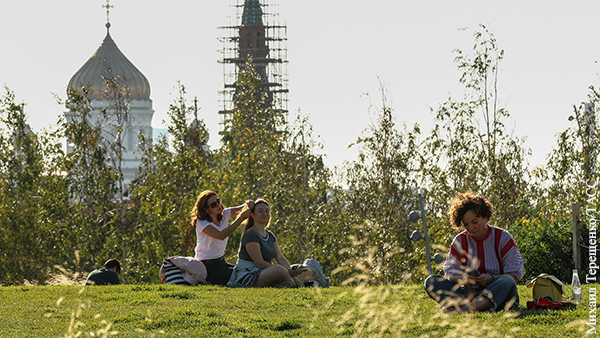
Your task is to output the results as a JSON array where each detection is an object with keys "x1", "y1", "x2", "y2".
[{"x1": 227, "y1": 199, "x2": 304, "y2": 287}]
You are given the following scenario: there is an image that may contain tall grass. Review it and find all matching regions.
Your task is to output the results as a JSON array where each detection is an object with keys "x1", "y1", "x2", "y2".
[{"x1": 0, "y1": 283, "x2": 593, "y2": 337}]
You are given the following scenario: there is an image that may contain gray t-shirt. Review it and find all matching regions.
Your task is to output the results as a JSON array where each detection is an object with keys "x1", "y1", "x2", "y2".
[{"x1": 239, "y1": 228, "x2": 278, "y2": 262}]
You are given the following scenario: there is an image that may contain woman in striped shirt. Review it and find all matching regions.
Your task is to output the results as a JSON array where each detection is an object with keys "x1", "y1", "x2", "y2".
[{"x1": 424, "y1": 192, "x2": 525, "y2": 313}]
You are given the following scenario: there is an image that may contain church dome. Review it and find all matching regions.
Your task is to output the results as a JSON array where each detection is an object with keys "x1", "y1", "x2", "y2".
[{"x1": 68, "y1": 24, "x2": 151, "y2": 100}]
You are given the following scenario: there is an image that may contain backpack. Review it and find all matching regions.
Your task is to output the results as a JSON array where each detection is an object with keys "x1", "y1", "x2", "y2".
[
  {"x1": 303, "y1": 257, "x2": 330, "y2": 288},
  {"x1": 526, "y1": 273, "x2": 564, "y2": 302}
]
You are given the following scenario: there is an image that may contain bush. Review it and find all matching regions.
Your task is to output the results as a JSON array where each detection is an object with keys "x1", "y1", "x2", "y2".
[{"x1": 509, "y1": 217, "x2": 574, "y2": 283}]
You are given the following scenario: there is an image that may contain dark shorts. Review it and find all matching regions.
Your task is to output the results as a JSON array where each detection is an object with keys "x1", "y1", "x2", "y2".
[{"x1": 202, "y1": 256, "x2": 235, "y2": 286}]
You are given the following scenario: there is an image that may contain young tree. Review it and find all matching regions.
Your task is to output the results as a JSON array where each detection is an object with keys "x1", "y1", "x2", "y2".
[
  {"x1": 333, "y1": 83, "x2": 424, "y2": 284},
  {"x1": 422, "y1": 25, "x2": 531, "y2": 228},
  {"x1": 217, "y1": 60, "x2": 331, "y2": 265},
  {"x1": 0, "y1": 87, "x2": 68, "y2": 283},
  {"x1": 128, "y1": 83, "x2": 212, "y2": 282},
  {"x1": 60, "y1": 84, "x2": 121, "y2": 276}
]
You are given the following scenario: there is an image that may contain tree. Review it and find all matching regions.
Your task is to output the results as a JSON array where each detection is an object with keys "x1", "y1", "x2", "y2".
[
  {"x1": 422, "y1": 25, "x2": 532, "y2": 229},
  {"x1": 59, "y1": 83, "x2": 121, "y2": 277},
  {"x1": 332, "y1": 82, "x2": 424, "y2": 284},
  {"x1": 216, "y1": 60, "x2": 331, "y2": 265},
  {"x1": 0, "y1": 87, "x2": 68, "y2": 283},
  {"x1": 128, "y1": 83, "x2": 212, "y2": 282}
]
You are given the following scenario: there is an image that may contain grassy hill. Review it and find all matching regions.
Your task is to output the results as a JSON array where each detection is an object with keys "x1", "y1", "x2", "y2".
[{"x1": 0, "y1": 283, "x2": 593, "y2": 337}]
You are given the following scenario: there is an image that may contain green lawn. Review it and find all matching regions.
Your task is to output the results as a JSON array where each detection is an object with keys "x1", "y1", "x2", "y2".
[{"x1": 0, "y1": 283, "x2": 595, "y2": 337}]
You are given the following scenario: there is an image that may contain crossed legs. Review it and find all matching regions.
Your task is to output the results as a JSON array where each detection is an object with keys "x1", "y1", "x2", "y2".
[
  {"x1": 254, "y1": 265, "x2": 296, "y2": 287},
  {"x1": 424, "y1": 274, "x2": 519, "y2": 314}
]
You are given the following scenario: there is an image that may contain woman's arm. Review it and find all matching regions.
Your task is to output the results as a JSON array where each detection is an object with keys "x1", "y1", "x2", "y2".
[
  {"x1": 273, "y1": 241, "x2": 291, "y2": 269},
  {"x1": 273, "y1": 242, "x2": 304, "y2": 277},
  {"x1": 230, "y1": 200, "x2": 255, "y2": 219},
  {"x1": 447, "y1": 274, "x2": 475, "y2": 285},
  {"x1": 202, "y1": 207, "x2": 250, "y2": 240},
  {"x1": 245, "y1": 242, "x2": 273, "y2": 269},
  {"x1": 498, "y1": 234, "x2": 525, "y2": 283}
]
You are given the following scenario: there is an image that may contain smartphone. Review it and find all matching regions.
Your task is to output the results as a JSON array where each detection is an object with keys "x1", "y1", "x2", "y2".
[{"x1": 467, "y1": 269, "x2": 481, "y2": 277}]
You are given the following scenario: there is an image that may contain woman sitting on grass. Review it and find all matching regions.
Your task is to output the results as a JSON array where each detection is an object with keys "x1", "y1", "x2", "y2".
[
  {"x1": 227, "y1": 199, "x2": 304, "y2": 288},
  {"x1": 191, "y1": 190, "x2": 254, "y2": 285},
  {"x1": 424, "y1": 191, "x2": 525, "y2": 313}
]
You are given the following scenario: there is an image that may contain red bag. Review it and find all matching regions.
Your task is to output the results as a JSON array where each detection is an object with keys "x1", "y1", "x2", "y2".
[{"x1": 526, "y1": 297, "x2": 575, "y2": 310}]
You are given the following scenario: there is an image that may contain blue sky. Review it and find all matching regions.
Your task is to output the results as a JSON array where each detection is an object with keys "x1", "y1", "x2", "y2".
[{"x1": 2, "y1": 1, "x2": 600, "y2": 169}]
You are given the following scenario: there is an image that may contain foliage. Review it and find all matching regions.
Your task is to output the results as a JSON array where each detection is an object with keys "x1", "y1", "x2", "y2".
[
  {"x1": 215, "y1": 60, "x2": 331, "y2": 265},
  {"x1": 509, "y1": 217, "x2": 574, "y2": 282},
  {"x1": 422, "y1": 24, "x2": 532, "y2": 230},
  {"x1": 515, "y1": 83, "x2": 600, "y2": 282},
  {"x1": 333, "y1": 83, "x2": 425, "y2": 284},
  {"x1": 60, "y1": 84, "x2": 122, "y2": 277},
  {"x1": 128, "y1": 83, "x2": 213, "y2": 282},
  {"x1": 0, "y1": 87, "x2": 65, "y2": 284},
  {"x1": 0, "y1": 23, "x2": 597, "y2": 288}
]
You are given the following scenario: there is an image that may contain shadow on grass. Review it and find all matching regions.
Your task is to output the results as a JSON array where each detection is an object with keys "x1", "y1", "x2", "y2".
[
  {"x1": 274, "y1": 319, "x2": 303, "y2": 331},
  {"x1": 515, "y1": 307, "x2": 578, "y2": 319}
]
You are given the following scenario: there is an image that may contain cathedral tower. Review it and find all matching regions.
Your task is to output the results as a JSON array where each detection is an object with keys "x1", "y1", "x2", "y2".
[{"x1": 66, "y1": 5, "x2": 154, "y2": 188}]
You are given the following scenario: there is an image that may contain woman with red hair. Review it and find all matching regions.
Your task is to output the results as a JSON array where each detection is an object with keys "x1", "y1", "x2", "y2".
[{"x1": 190, "y1": 190, "x2": 254, "y2": 285}]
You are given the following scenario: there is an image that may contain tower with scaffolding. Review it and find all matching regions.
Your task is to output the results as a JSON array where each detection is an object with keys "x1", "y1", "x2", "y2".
[{"x1": 218, "y1": 0, "x2": 288, "y2": 125}]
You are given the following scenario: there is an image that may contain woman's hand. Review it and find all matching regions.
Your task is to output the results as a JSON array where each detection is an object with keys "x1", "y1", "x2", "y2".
[
  {"x1": 238, "y1": 206, "x2": 251, "y2": 219},
  {"x1": 474, "y1": 274, "x2": 494, "y2": 285},
  {"x1": 246, "y1": 200, "x2": 255, "y2": 210},
  {"x1": 465, "y1": 276, "x2": 478, "y2": 285}
]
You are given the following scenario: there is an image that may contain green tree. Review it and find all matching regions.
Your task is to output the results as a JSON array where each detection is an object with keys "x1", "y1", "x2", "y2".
[
  {"x1": 520, "y1": 86, "x2": 600, "y2": 281},
  {"x1": 0, "y1": 87, "x2": 69, "y2": 284},
  {"x1": 216, "y1": 60, "x2": 331, "y2": 265},
  {"x1": 128, "y1": 83, "x2": 212, "y2": 282},
  {"x1": 332, "y1": 83, "x2": 424, "y2": 284},
  {"x1": 422, "y1": 25, "x2": 531, "y2": 229},
  {"x1": 60, "y1": 83, "x2": 121, "y2": 276}
]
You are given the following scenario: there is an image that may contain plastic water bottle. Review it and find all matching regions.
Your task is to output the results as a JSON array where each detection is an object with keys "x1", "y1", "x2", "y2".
[{"x1": 572, "y1": 269, "x2": 582, "y2": 304}]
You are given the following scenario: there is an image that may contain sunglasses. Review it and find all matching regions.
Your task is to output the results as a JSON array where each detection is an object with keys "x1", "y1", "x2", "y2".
[{"x1": 208, "y1": 198, "x2": 221, "y2": 209}]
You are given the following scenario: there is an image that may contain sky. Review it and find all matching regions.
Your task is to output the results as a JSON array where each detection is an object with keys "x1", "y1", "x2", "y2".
[{"x1": 2, "y1": 1, "x2": 600, "y2": 169}]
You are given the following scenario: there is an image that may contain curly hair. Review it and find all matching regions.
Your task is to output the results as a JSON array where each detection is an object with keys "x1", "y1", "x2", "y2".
[
  {"x1": 448, "y1": 192, "x2": 494, "y2": 229},
  {"x1": 190, "y1": 190, "x2": 223, "y2": 225}
]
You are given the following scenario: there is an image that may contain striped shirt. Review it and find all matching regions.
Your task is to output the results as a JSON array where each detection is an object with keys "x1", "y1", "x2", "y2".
[{"x1": 443, "y1": 225, "x2": 525, "y2": 282}]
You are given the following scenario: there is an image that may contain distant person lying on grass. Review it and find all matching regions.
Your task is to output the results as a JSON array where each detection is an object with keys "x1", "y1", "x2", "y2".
[
  {"x1": 85, "y1": 259, "x2": 121, "y2": 285},
  {"x1": 227, "y1": 199, "x2": 305, "y2": 288},
  {"x1": 424, "y1": 192, "x2": 525, "y2": 313}
]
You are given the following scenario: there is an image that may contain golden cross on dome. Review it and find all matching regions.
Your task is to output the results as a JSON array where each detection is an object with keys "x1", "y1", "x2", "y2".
[{"x1": 102, "y1": 0, "x2": 114, "y2": 26}]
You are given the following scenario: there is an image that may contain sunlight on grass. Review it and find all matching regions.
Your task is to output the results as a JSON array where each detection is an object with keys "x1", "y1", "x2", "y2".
[
  {"x1": 0, "y1": 246, "x2": 594, "y2": 337},
  {"x1": 314, "y1": 231, "x2": 592, "y2": 337}
]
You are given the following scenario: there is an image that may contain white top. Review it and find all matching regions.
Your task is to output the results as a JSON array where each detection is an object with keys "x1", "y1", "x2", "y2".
[{"x1": 194, "y1": 208, "x2": 232, "y2": 260}]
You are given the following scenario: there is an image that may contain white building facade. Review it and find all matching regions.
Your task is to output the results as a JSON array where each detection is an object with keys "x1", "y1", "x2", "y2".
[{"x1": 66, "y1": 23, "x2": 154, "y2": 187}]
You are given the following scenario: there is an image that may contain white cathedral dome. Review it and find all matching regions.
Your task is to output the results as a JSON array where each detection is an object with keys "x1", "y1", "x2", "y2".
[{"x1": 68, "y1": 23, "x2": 151, "y2": 100}]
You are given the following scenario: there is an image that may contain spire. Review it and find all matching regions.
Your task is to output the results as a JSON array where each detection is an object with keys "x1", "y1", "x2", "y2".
[
  {"x1": 218, "y1": 0, "x2": 288, "y2": 117},
  {"x1": 242, "y1": 0, "x2": 263, "y2": 26},
  {"x1": 102, "y1": 0, "x2": 114, "y2": 30}
]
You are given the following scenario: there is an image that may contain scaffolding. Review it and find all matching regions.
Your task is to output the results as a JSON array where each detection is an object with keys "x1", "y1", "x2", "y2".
[{"x1": 218, "y1": 0, "x2": 288, "y2": 123}]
